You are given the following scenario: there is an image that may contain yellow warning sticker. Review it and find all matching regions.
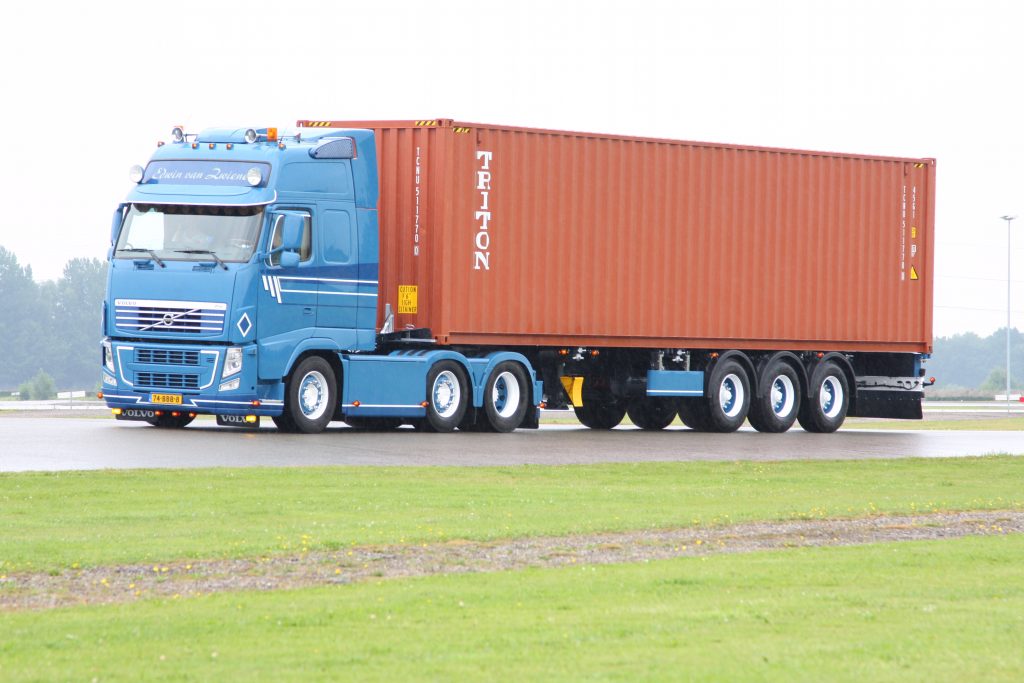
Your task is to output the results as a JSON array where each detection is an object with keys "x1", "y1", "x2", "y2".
[
  {"x1": 909, "y1": 266, "x2": 919, "y2": 281},
  {"x1": 398, "y1": 285, "x2": 418, "y2": 314},
  {"x1": 911, "y1": 226, "x2": 918, "y2": 239}
]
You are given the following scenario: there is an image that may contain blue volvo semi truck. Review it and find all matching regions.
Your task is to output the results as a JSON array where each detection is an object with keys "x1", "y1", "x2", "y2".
[{"x1": 101, "y1": 122, "x2": 935, "y2": 434}]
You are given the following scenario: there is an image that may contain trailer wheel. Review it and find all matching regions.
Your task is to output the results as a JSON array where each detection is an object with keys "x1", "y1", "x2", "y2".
[
  {"x1": 676, "y1": 398, "x2": 712, "y2": 431},
  {"x1": 626, "y1": 397, "x2": 677, "y2": 430},
  {"x1": 749, "y1": 361, "x2": 801, "y2": 433},
  {"x1": 146, "y1": 414, "x2": 195, "y2": 428},
  {"x1": 285, "y1": 356, "x2": 337, "y2": 434},
  {"x1": 425, "y1": 361, "x2": 469, "y2": 432},
  {"x1": 483, "y1": 362, "x2": 529, "y2": 432},
  {"x1": 703, "y1": 360, "x2": 751, "y2": 432},
  {"x1": 574, "y1": 395, "x2": 626, "y2": 429},
  {"x1": 797, "y1": 361, "x2": 849, "y2": 433}
]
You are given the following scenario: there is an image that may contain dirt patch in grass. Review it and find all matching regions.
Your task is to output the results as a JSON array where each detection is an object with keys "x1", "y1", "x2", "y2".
[{"x1": 2, "y1": 510, "x2": 1020, "y2": 612}]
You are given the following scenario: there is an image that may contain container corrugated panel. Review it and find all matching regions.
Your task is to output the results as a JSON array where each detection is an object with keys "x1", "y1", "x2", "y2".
[{"x1": 317, "y1": 120, "x2": 935, "y2": 354}]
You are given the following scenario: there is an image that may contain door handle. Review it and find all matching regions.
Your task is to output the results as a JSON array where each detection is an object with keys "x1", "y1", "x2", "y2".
[{"x1": 303, "y1": 307, "x2": 314, "y2": 315}]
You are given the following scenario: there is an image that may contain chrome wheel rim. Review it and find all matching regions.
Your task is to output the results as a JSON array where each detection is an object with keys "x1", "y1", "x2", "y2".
[
  {"x1": 491, "y1": 371, "x2": 521, "y2": 418},
  {"x1": 432, "y1": 370, "x2": 461, "y2": 418},
  {"x1": 820, "y1": 376, "x2": 844, "y2": 419},
  {"x1": 299, "y1": 370, "x2": 329, "y2": 420}
]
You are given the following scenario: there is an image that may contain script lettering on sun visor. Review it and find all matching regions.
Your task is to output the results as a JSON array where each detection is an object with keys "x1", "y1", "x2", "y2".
[{"x1": 142, "y1": 161, "x2": 271, "y2": 187}]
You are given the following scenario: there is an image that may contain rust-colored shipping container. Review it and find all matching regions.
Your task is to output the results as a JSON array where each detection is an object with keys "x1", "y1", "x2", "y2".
[{"x1": 302, "y1": 119, "x2": 935, "y2": 354}]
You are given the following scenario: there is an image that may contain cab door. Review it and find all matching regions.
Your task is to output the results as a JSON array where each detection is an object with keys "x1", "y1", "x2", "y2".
[{"x1": 257, "y1": 209, "x2": 316, "y2": 380}]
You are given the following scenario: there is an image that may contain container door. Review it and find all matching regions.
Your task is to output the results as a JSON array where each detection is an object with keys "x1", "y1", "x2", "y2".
[{"x1": 316, "y1": 201, "x2": 362, "y2": 331}]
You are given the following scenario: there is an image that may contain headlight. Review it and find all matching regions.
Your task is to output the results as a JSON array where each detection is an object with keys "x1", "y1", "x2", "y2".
[
  {"x1": 219, "y1": 378, "x2": 240, "y2": 392},
  {"x1": 102, "y1": 340, "x2": 114, "y2": 372},
  {"x1": 223, "y1": 347, "x2": 243, "y2": 378}
]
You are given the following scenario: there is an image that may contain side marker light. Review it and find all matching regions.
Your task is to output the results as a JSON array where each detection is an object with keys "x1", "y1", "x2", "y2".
[{"x1": 112, "y1": 408, "x2": 122, "y2": 415}]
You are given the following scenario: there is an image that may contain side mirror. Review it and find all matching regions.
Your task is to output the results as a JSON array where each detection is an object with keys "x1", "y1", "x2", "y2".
[
  {"x1": 111, "y1": 203, "x2": 128, "y2": 245},
  {"x1": 280, "y1": 214, "x2": 305, "y2": 251},
  {"x1": 279, "y1": 251, "x2": 300, "y2": 268}
]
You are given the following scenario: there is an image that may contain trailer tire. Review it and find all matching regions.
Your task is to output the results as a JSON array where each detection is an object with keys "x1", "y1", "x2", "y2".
[
  {"x1": 703, "y1": 360, "x2": 751, "y2": 432},
  {"x1": 425, "y1": 361, "x2": 469, "y2": 432},
  {"x1": 574, "y1": 396, "x2": 626, "y2": 430},
  {"x1": 626, "y1": 397, "x2": 677, "y2": 430},
  {"x1": 483, "y1": 362, "x2": 530, "y2": 432},
  {"x1": 797, "y1": 361, "x2": 849, "y2": 433},
  {"x1": 749, "y1": 360, "x2": 801, "y2": 433},
  {"x1": 285, "y1": 356, "x2": 337, "y2": 434},
  {"x1": 676, "y1": 398, "x2": 712, "y2": 431},
  {"x1": 146, "y1": 414, "x2": 195, "y2": 428}
]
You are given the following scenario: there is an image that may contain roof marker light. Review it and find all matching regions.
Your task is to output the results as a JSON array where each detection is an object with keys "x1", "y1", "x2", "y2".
[
  {"x1": 128, "y1": 165, "x2": 144, "y2": 184},
  {"x1": 209, "y1": 143, "x2": 215, "y2": 150},
  {"x1": 245, "y1": 167, "x2": 263, "y2": 187},
  {"x1": 171, "y1": 126, "x2": 185, "y2": 143},
  {"x1": 191, "y1": 142, "x2": 198, "y2": 149},
  {"x1": 226, "y1": 143, "x2": 233, "y2": 150},
  {"x1": 157, "y1": 141, "x2": 165, "y2": 147},
  {"x1": 244, "y1": 128, "x2": 258, "y2": 144}
]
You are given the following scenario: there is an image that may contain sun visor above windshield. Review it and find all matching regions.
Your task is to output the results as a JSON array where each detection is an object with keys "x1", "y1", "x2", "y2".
[
  {"x1": 128, "y1": 183, "x2": 277, "y2": 206},
  {"x1": 128, "y1": 159, "x2": 277, "y2": 206}
]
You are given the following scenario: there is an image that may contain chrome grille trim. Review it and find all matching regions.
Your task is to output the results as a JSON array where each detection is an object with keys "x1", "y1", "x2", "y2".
[{"x1": 114, "y1": 299, "x2": 226, "y2": 335}]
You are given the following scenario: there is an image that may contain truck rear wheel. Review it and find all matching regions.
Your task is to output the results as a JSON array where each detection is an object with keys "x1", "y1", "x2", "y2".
[
  {"x1": 676, "y1": 398, "x2": 711, "y2": 431},
  {"x1": 749, "y1": 360, "x2": 801, "y2": 433},
  {"x1": 483, "y1": 362, "x2": 529, "y2": 432},
  {"x1": 703, "y1": 360, "x2": 751, "y2": 432},
  {"x1": 797, "y1": 361, "x2": 849, "y2": 433},
  {"x1": 425, "y1": 361, "x2": 469, "y2": 432},
  {"x1": 285, "y1": 356, "x2": 337, "y2": 434},
  {"x1": 626, "y1": 397, "x2": 677, "y2": 430}
]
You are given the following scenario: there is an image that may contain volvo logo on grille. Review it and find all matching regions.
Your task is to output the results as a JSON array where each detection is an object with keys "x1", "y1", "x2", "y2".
[{"x1": 161, "y1": 313, "x2": 174, "y2": 326}]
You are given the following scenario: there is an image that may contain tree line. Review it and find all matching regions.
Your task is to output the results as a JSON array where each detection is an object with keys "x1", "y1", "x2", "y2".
[
  {"x1": 0, "y1": 244, "x2": 1020, "y2": 397},
  {"x1": 0, "y1": 246, "x2": 106, "y2": 394}
]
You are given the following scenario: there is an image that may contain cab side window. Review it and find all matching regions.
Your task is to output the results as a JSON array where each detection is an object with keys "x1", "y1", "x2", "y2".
[{"x1": 268, "y1": 213, "x2": 313, "y2": 266}]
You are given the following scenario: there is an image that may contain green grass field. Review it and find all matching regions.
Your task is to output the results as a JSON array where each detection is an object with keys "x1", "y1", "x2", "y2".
[
  {"x1": 2, "y1": 535, "x2": 1021, "y2": 682},
  {"x1": 1, "y1": 457, "x2": 1022, "y2": 573}
]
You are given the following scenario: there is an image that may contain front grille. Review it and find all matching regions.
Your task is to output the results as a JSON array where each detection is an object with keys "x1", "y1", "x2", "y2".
[
  {"x1": 136, "y1": 349, "x2": 201, "y2": 366},
  {"x1": 135, "y1": 372, "x2": 200, "y2": 390},
  {"x1": 114, "y1": 299, "x2": 226, "y2": 334}
]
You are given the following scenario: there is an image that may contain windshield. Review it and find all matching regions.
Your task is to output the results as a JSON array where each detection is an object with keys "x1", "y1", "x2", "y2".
[{"x1": 114, "y1": 204, "x2": 264, "y2": 263}]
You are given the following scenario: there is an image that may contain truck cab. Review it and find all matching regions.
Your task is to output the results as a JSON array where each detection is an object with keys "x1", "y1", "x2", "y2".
[{"x1": 102, "y1": 126, "x2": 382, "y2": 429}]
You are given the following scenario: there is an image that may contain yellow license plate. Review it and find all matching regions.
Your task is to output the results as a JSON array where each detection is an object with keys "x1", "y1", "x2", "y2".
[{"x1": 151, "y1": 393, "x2": 182, "y2": 405}]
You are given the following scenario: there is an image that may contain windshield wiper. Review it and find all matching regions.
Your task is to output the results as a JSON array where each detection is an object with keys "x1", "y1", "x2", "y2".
[
  {"x1": 117, "y1": 248, "x2": 166, "y2": 268},
  {"x1": 174, "y1": 249, "x2": 229, "y2": 270}
]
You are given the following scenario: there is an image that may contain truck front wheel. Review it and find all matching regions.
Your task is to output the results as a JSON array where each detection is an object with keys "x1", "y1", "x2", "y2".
[{"x1": 285, "y1": 356, "x2": 337, "y2": 434}]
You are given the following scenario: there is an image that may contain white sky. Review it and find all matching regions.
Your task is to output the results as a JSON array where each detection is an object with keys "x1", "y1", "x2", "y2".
[{"x1": 0, "y1": 0, "x2": 1020, "y2": 337}]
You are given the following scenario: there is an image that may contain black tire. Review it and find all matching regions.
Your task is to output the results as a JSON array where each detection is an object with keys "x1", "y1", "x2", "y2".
[
  {"x1": 284, "y1": 356, "x2": 337, "y2": 434},
  {"x1": 626, "y1": 397, "x2": 677, "y2": 430},
  {"x1": 676, "y1": 398, "x2": 712, "y2": 431},
  {"x1": 574, "y1": 392, "x2": 626, "y2": 429},
  {"x1": 146, "y1": 413, "x2": 195, "y2": 428},
  {"x1": 703, "y1": 359, "x2": 751, "y2": 433},
  {"x1": 458, "y1": 408, "x2": 493, "y2": 432},
  {"x1": 797, "y1": 361, "x2": 850, "y2": 433},
  {"x1": 425, "y1": 361, "x2": 469, "y2": 432},
  {"x1": 483, "y1": 362, "x2": 530, "y2": 432},
  {"x1": 272, "y1": 413, "x2": 299, "y2": 433},
  {"x1": 345, "y1": 417, "x2": 403, "y2": 431},
  {"x1": 748, "y1": 360, "x2": 802, "y2": 433}
]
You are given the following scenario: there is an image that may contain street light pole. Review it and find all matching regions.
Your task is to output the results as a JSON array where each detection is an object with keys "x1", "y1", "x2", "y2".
[{"x1": 1000, "y1": 215, "x2": 1017, "y2": 414}]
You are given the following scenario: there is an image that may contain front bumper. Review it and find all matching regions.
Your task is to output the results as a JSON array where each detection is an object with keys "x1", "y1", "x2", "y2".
[{"x1": 101, "y1": 340, "x2": 284, "y2": 416}]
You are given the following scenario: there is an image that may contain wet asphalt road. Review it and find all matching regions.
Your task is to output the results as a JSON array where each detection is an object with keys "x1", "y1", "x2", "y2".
[{"x1": 1, "y1": 416, "x2": 1021, "y2": 472}]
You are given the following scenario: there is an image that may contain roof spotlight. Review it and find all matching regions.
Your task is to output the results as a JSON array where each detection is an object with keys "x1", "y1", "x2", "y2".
[
  {"x1": 246, "y1": 167, "x2": 263, "y2": 186},
  {"x1": 171, "y1": 126, "x2": 185, "y2": 143},
  {"x1": 128, "y1": 165, "x2": 144, "y2": 184},
  {"x1": 244, "y1": 128, "x2": 258, "y2": 144}
]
